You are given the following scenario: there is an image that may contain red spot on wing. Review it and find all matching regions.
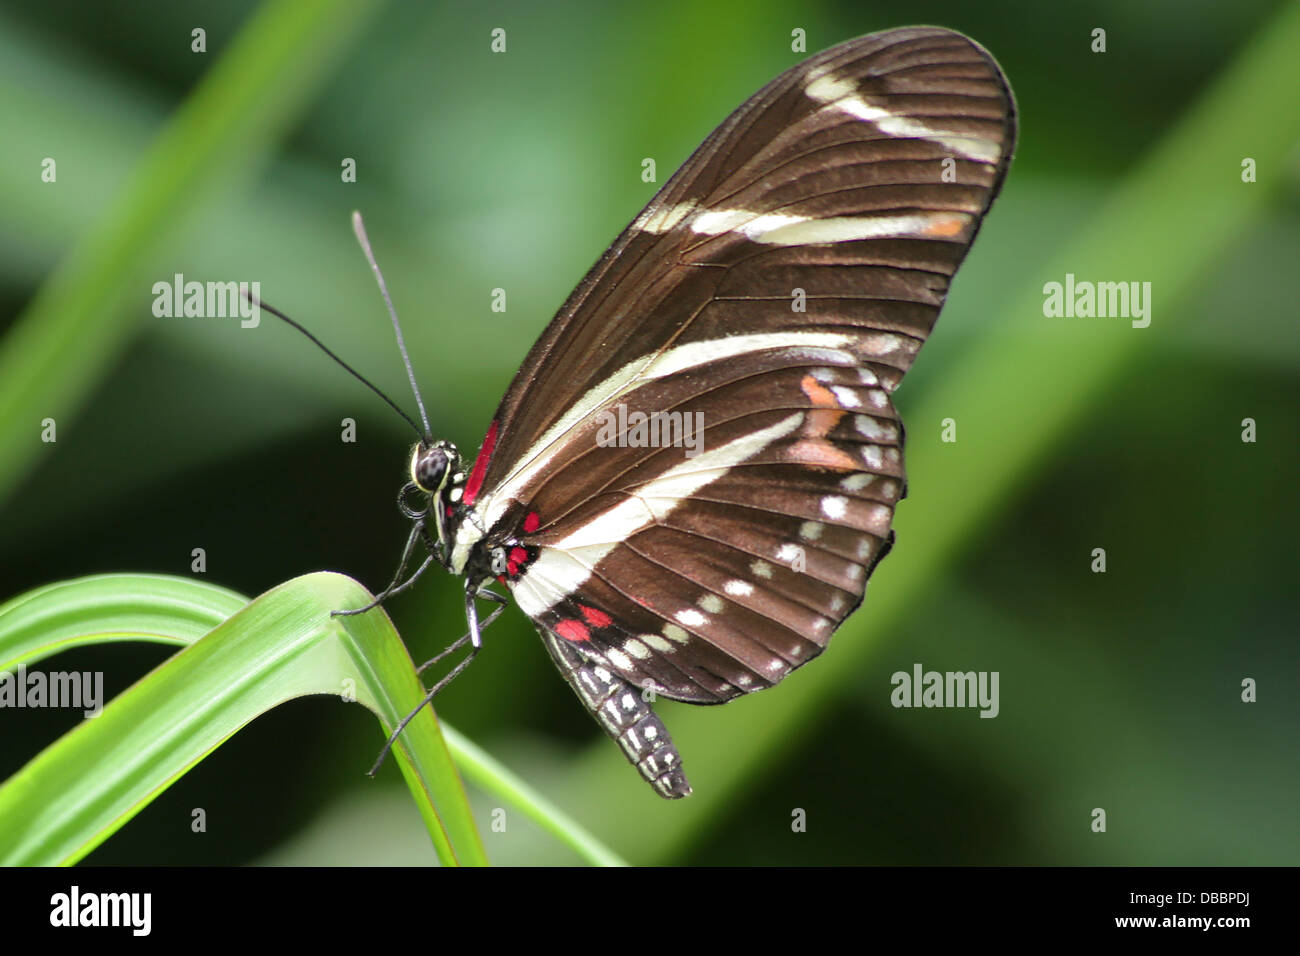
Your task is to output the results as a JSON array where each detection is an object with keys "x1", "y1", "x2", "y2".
[
  {"x1": 555, "y1": 619, "x2": 590, "y2": 642},
  {"x1": 579, "y1": 605, "x2": 612, "y2": 629},
  {"x1": 523, "y1": 510, "x2": 540, "y2": 533},
  {"x1": 462, "y1": 419, "x2": 499, "y2": 508},
  {"x1": 506, "y1": 546, "x2": 530, "y2": 578}
]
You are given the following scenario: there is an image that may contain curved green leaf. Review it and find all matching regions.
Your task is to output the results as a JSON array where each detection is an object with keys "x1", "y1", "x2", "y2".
[
  {"x1": 0, "y1": 572, "x2": 486, "y2": 866},
  {"x1": 0, "y1": 573, "x2": 626, "y2": 866}
]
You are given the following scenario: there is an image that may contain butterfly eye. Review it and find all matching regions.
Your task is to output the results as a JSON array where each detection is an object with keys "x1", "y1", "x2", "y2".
[{"x1": 414, "y1": 448, "x2": 449, "y2": 492}]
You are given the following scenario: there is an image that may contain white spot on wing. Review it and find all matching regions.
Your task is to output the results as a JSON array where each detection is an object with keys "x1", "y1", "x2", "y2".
[
  {"x1": 862, "y1": 334, "x2": 903, "y2": 355},
  {"x1": 606, "y1": 647, "x2": 632, "y2": 670},
  {"x1": 799, "y1": 520, "x2": 824, "y2": 540},
  {"x1": 662, "y1": 624, "x2": 689, "y2": 644},
  {"x1": 855, "y1": 416, "x2": 895, "y2": 441},
  {"x1": 697, "y1": 594, "x2": 725, "y2": 614},
  {"x1": 870, "y1": 504, "x2": 892, "y2": 527},
  {"x1": 676, "y1": 608, "x2": 707, "y2": 627},
  {"x1": 724, "y1": 579, "x2": 754, "y2": 597},
  {"x1": 830, "y1": 386, "x2": 861, "y2": 408},
  {"x1": 777, "y1": 543, "x2": 802, "y2": 562},
  {"x1": 822, "y1": 496, "x2": 848, "y2": 519},
  {"x1": 642, "y1": 633, "x2": 672, "y2": 653},
  {"x1": 751, "y1": 560, "x2": 774, "y2": 579},
  {"x1": 841, "y1": 473, "x2": 873, "y2": 491}
]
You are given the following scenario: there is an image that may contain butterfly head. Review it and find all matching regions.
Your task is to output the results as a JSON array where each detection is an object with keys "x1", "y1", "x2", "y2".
[
  {"x1": 407, "y1": 439, "x2": 466, "y2": 564},
  {"x1": 410, "y1": 439, "x2": 461, "y2": 495}
]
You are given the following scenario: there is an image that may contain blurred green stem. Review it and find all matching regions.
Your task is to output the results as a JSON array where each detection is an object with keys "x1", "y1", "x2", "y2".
[{"x1": 0, "y1": 0, "x2": 384, "y2": 505}]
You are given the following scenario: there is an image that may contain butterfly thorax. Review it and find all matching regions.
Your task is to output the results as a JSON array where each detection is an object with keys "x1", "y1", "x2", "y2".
[
  {"x1": 409, "y1": 438, "x2": 533, "y2": 587},
  {"x1": 449, "y1": 498, "x2": 538, "y2": 586}
]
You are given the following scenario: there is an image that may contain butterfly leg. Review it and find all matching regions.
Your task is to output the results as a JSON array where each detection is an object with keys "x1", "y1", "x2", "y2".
[
  {"x1": 365, "y1": 587, "x2": 509, "y2": 775},
  {"x1": 415, "y1": 594, "x2": 507, "y2": 676},
  {"x1": 366, "y1": 643, "x2": 481, "y2": 775},
  {"x1": 367, "y1": 640, "x2": 485, "y2": 777},
  {"x1": 464, "y1": 582, "x2": 508, "y2": 649},
  {"x1": 333, "y1": 520, "x2": 436, "y2": 616}
]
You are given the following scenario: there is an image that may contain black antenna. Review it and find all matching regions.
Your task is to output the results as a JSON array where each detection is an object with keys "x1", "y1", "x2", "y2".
[
  {"x1": 247, "y1": 292, "x2": 429, "y2": 443},
  {"x1": 351, "y1": 211, "x2": 433, "y2": 441}
]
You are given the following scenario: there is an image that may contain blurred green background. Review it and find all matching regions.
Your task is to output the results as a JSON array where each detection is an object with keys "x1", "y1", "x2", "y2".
[{"x1": 1, "y1": 0, "x2": 1297, "y2": 865}]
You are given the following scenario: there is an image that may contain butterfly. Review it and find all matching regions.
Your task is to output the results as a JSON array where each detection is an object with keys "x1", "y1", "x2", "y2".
[{"x1": 267, "y1": 26, "x2": 1016, "y2": 798}]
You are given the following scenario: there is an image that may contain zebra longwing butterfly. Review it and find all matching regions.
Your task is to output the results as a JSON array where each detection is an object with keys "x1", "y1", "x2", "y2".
[{"x1": 281, "y1": 26, "x2": 1015, "y2": 799}]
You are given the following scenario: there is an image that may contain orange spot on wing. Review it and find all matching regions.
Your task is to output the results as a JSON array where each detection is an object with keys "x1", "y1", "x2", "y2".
[
  {"x1": 805, "y1": 408, "x2": 843, "y2": 437},
  {"x1": 924, "y1": 215, "x2": 966, "y2": 238},
  {"x1": 800, "y1": 374, "x2": 840, "y2": 408},
  {"x1": 788, "y1": 438, "x2": 860, "y2": 472},
  {"x1": 800, "y1": 374, "x2": 846, "y2": 439}
]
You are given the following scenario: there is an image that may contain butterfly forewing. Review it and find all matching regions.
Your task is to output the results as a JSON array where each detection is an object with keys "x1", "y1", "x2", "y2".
[{"x1": 457, "y1": 28, "x2": 1015, "y2": 797}]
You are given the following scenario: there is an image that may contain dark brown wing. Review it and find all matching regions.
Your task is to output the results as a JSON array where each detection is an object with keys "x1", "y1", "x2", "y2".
[{"x1": 471, "y1": 28, "x2": 1014, "y2": 706}]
